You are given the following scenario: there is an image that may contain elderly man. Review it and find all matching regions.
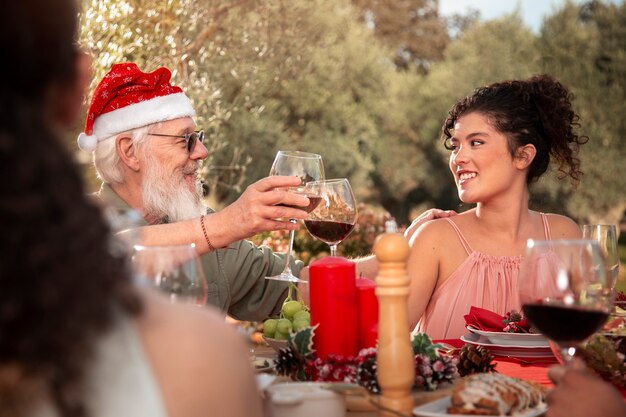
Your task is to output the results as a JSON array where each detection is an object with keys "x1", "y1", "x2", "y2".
[{"x1": 78, "y1": 63, "x2": 310, "y2": 320}]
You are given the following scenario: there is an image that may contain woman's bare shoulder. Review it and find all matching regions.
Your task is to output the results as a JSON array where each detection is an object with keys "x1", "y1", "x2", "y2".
[
  {"x1": 412, "y1": 210, "x2": 474, "y2": 238},
  {"x1": 138, "y1": 289, "x2": 245, "y2": 362},
  {"x1": 408, "y1": 215, "x2": 465, "y2": 255},
  {"x1": 135, "y1": 289, "x2": 261, "y2": 417},
  {"x1": 542, "y1": 212, "x2": 582, "y2": 239}
]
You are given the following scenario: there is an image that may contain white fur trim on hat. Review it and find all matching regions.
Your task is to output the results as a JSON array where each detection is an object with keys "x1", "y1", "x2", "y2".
[
  {"x1": 92, "y1": 92, "x2": 195, "y2": 139},
  {"x1": 77, "y1": 132, "x2": 98, "y2": 152}
]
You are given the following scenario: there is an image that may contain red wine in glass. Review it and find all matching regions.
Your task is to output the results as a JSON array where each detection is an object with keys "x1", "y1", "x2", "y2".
[
  {"x1": 522, "y1": 303, "x2": 609, "y2": 343},
  {"x1": 518, "y1": 239, "x2": 612, "y2": 362},
  {"x1": 304, "y1": 220, "x2": 355, "y2": 244},
  {"x1": 303, "y1": 178, "x2": 358, "y2": 257}
]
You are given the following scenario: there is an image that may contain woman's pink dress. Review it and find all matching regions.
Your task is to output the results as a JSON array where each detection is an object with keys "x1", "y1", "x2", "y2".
[{"x1": 415, "y1": 214, "x2": 552, "y2": 339}]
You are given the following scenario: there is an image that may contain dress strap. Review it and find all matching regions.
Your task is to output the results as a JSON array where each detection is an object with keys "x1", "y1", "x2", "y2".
[
  {"x1": 540, "y1": 213, "x2": 552, "y2": 239},
  {"x1": 444, "y1": 218, "x2": 473, "y2": 255}
]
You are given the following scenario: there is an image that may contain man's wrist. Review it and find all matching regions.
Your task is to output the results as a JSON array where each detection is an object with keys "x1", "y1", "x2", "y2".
[{"x1": 200, "y1": 215, "x2": 216, "y2": 252}]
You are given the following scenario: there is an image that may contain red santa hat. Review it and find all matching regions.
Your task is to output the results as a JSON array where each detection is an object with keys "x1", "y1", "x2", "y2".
[{"x1": 77, "y1": 63, "x2": 195, "y2": 152}]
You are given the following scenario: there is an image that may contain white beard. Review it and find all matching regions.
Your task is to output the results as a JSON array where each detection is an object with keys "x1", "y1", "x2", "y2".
[{"x1": 141, "y1": 156, "x2": 206, "y2": 223}]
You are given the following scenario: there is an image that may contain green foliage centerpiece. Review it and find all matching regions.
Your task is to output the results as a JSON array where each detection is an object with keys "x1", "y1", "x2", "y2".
[{"x1": 274, "y1": 327, "x2": 459, "y2": 393}]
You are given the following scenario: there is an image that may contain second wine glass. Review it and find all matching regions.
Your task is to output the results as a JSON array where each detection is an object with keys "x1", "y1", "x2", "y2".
[
  {"x1": 518, "y1": 239, "x2": 612, "y2": 362},
  {"x1": 304, "y1": 178, "x2": 358, "y2": 257},
  {"x1": 132, "y1": 243, "x2": 208, "y2": 306},
  {"x1": 267, "y1": 150, "x2": 324, "y2": 282},
  {"x1": 582, "y1": 224, "x2": 620, "y2": 289}
]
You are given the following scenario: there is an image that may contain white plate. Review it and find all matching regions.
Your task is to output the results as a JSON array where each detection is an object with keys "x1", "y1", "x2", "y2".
[
  {"x1": 413, "y1": 396, "x2": 547, "y2": 417},
  {"x1": 466, "y1": 326, "x2": 548, "y2": 347},
  {"x1": 460, "y1": 333, "x2": 554, "y2": 358}
]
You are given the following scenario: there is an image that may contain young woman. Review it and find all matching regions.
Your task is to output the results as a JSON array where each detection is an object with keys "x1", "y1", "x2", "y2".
[
  {"x1": 0, "y1": 1, "x2": 261, "y2": 416},
  {"x1": 407, "y1": 75, "x2": 586, "y2": 339}
]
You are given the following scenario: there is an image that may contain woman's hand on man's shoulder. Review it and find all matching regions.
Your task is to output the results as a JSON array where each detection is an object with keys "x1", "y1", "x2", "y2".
[{"x1": 404, "y1": 209, "x2": 457, "y2": 244}]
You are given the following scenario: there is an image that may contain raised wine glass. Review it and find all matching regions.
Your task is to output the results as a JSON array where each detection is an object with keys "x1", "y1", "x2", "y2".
[
  {"x1": 304, "y1": 178, "x2": 358, "y2": 257},
  {"x1": 518, "y1": 239, "x2": 612, "y2": 362},
  {"x1": 582, "y1": 224, "x2": 620, "y2": 289},
  {"x1": 132, "y1": 243, "x2": 208, "y2": 306},
  {"x1": 266, "y1": 150, "x2": 325, "y2": 282}
]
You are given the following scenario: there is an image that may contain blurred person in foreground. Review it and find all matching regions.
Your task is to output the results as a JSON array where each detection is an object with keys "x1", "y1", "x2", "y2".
[
  {"x1": 76, "y1": 62, "x2": 313, "y2": 321},
  {"x1": 546, "y1": 358, "x2": 626, "y2": 417},
  {"x1": 0, "y1": 1, "x2": 262, "y2": 416},
  {"x1": 407, "y1": 74, "x2": 586, "y2": 339}
]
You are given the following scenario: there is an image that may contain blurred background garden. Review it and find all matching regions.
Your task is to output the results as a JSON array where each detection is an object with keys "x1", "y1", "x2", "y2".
[{"x1": 74, "y1": 0, "x2": 625, "y2": 284}]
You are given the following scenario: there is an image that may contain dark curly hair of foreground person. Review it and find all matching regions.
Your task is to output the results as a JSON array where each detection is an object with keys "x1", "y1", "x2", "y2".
[
  {"x1": 442, "y1": 74, "x2": 589, "y2": 186},
  {"x1": 0, "y1": 1, "x2": 141, "y2": 416}
]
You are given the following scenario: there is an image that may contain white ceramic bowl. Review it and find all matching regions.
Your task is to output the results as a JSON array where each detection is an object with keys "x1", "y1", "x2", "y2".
[
  {"x1": 267, "y1": 382, "x2": 346, "y2": 417},
  {"x1": 263, "y1": 336, "x2": 289, "y2": 352}
]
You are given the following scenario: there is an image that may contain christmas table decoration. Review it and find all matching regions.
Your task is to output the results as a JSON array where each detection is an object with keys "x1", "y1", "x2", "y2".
[{"x1": 273, "y1": 328, "x2": 459, "y2": 394}]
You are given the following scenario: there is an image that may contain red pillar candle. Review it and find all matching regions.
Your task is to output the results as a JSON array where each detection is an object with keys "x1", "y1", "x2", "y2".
[
  {"x1": 309, "y1": 256, "x2": 358, "y2": 359},
  {"x1": 356, "y1": 277, "x2": 378, "y2": 350}
]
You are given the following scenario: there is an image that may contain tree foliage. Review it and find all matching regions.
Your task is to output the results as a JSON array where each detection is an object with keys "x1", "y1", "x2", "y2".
[
  {"x1": 77, "y1": 0, "x2": 625, "y2": 225},
  {"x1": 536, "y1": 0, "x2": 626, "y2": 224},
  {"x1": 351, "y1": 0, "x2": 449, "y2": 72}
]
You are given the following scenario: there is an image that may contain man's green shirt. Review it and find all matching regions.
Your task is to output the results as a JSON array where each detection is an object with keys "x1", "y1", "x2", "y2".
[{"x1": 98, "y1": 184, "x2": 302, "y2": 321}]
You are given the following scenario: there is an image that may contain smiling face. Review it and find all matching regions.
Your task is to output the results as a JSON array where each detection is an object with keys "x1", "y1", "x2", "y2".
[
  {"x1": 139, "y1": 117, "x2": 209, "y2": 222},
  {"x1": 448, "y1": 112, "x2": 524, "y2": 204}
]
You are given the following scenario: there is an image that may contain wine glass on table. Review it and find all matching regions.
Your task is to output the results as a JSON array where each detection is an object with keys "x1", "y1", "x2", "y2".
[
  {"x1": 304, "y1": 178, "x2": 358, "y2": 257},
  {"x1": 582, "y1": 224, "x2": 620, "y2": 289},
  {"x1": 518, "y1": 239, "x2": 612, "y2": 362},
  {"x1": 266, "y1": 150, "x2": 325, "y2": 282},
  {"x1": 132, "y1": 243, "x2": 208, "y2": 306}
]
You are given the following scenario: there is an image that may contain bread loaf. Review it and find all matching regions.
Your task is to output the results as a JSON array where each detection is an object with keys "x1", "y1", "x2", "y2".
[{"x1": 448, "y1": 373, "x2": 546, "y2": 415}]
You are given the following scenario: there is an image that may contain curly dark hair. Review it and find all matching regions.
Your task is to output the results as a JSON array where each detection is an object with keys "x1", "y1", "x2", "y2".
[
  {"x1": 0, "y1": 1, "x2": 142, "y2": 416},
  {"x1": 442, "y1": 74, "x2": 589, "y2": 186}
]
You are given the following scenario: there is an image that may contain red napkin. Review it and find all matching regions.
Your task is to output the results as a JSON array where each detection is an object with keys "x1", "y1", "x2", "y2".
[{"x1": 464, "y1": 306, "x2": 506, "y2": 332}]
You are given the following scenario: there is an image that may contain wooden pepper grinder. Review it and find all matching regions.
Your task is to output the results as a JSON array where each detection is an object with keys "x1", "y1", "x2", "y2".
[{"x1": 374, "y1": 221, "x2": 414, "y2": 417}]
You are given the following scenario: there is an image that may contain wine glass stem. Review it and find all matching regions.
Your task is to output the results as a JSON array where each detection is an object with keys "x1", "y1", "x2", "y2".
[
  {"x1": 330, "y1": 244, "x2": 337, "y2": 257},
  {"x1": 560, "y1": 346, "x2": 577, "y2": 362},
  {"x1": 281, "y1": 219, "x2": 297, "y2": 275}
]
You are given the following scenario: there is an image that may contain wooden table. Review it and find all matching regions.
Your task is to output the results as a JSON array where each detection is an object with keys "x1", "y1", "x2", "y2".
[{"x1": 254, "y1": 341, "x2": 557, "y2": 417}]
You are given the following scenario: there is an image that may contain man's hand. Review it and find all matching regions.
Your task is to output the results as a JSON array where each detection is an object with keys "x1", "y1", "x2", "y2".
[
  {"x1": 404, "y1": 209, "x2": 457, "y2": 244},
  {"x1": 210, "y1": 176, "x2": 311, "y2": 246},
  {"x1": 546, "y1": 358, "x2": 626, "y2": 417}
]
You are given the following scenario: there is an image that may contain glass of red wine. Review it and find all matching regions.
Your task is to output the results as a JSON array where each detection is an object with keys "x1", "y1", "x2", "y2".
[
  {"x1": 304, "y1": 178, "x2": 358, "y2": 257},
  {"x1": 518, "y1": 239, "x2": 612, "y2": 362},
  {"x1": 267, "y1": 150, "x2": 325, "y2": 283}
]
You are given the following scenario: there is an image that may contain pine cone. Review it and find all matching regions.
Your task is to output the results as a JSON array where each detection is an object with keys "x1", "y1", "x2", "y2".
[
  {"x1": 275, "y1": 347, "x2": 303, "y2": 378},
  {"x1": 356, "y1": 355, "x2": 380, "y2": 394},
  {"x1": 457, "y1": 344, "x2": 496, "y2": 377}
]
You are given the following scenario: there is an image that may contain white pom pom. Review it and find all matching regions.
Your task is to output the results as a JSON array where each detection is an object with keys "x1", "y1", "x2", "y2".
[{"x1": 77, "y1": 133, "x2": 98, "y2": 152}]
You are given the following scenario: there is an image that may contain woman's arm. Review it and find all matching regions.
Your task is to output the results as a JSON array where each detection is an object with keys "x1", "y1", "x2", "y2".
[{"x1": 406, "y1": 221, "x2": 446, "y2": 329}]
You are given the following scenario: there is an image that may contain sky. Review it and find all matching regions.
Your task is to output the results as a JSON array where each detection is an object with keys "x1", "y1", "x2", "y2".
[{"x1": 439, "y1": 0, "x2": 587, "y2": 33}]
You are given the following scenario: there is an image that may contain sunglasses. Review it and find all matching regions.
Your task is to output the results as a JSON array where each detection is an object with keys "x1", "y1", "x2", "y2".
[{"x1": 149, "y1": 130, "x2": 205, "y2": 153}]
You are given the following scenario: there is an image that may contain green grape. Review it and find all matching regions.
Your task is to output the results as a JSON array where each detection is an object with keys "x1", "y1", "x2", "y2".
[
  {"x1": 293, "y1": 310, "x2": 310, "y2": 322},
  {"x1": 263, "y1": 318, "x2": 277, "y2": 338},
  {"x1": 281, "y1": 300, "x2": 303, "y2": 319},
  {"x1": 292, "y1": 318, "x2": 310, "y2": 331},
  {"x1": 276, "y1": 318, "x2": 292, "y2": 335},
  {"x1": 274, "y1": 331, "x2": 289, "y2": 340}
]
